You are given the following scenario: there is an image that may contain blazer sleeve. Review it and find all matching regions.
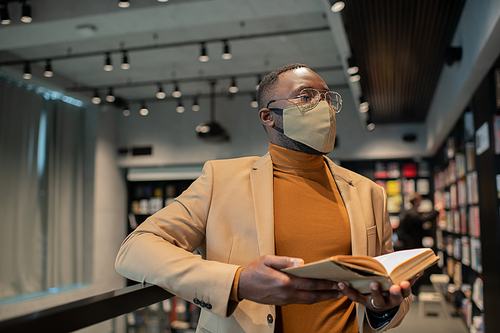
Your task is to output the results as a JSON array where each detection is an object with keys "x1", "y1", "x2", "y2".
[{"x1": 115, "y1": 161, "x2": 240, "y2": 318}]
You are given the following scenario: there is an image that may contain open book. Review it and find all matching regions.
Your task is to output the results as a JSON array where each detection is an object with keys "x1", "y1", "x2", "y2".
[{"x1": 282, "y1": 248, "x2": 438, "y2": 294}]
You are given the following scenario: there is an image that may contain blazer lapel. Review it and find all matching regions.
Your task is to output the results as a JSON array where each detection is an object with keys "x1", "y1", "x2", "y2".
[
  {"x1": 250, "y1": 153, "x2": 275, "y2": 256},
  {"x1": 325, "y1": 158, "x2": 367, "y2": 256}
]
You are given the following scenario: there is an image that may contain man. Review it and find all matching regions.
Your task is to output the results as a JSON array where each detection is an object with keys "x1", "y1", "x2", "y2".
[{"x1": 116, "y1": 64, "x2": 413, "y2": 332}]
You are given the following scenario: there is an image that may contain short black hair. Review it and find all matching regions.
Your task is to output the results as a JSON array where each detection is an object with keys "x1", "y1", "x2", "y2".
[{"x1": 257, "y1": 63, "x2": 309, "y2": 109}]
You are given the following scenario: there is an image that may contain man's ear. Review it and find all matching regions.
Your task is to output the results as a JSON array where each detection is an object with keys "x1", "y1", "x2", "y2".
[{"x1": 258, "y1": 108, "x2": 274, "y2": 128}]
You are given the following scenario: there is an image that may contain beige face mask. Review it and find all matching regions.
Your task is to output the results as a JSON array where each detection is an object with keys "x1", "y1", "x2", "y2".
[{"x1": 273, "y1": 100, "x2": 336, "y2": 153}]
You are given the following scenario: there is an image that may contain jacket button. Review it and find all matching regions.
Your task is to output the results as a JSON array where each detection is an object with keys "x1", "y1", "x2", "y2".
[
  {"x1": 193, "y1": 298, "x2": 200, "y2": 305},
  {"x1": 200, "y1": 301, "x2": 206, "y2": 308},
  {"x1": 206, "y1": 303, "x2": 212, "y2": 310},
  {"x1": 267, "y1": 314, "x2": 273, "y2": 324}
]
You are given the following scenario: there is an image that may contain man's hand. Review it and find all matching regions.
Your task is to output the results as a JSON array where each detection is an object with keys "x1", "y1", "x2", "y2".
[
  {"x1": 338, "y1": 271, "x2": 423, "y2": 313},
  {"x1": 238, "y1": 254, "x2": 342, "y2": 305}
]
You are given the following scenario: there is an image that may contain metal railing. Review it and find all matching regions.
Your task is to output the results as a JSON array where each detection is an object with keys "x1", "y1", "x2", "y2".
[{"x1": 0, "y1": 283, "x2": 174, "y2": 333}]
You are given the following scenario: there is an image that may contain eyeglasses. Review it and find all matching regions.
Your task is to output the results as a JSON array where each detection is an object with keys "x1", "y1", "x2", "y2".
[{"x1": 266, "y1": 88, "x2": 342, "y2": 113}]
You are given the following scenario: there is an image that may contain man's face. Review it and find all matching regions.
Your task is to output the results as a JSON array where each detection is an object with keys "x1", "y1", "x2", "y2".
[{"x1": 268, "y1": 68, "x2": 331, "y2": 155}]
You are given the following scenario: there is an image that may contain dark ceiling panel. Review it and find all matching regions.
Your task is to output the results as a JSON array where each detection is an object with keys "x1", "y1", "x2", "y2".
[{"x1": 341, "y1": 0, "x2": 466, "y2": 124}]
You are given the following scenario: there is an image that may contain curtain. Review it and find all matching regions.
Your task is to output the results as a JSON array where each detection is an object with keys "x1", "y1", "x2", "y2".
[{"x1": 0, "y1": 77, "x2": 88, "y2": 300}]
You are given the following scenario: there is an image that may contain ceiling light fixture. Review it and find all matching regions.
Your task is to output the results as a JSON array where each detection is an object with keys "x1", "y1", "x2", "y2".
[
  {"x1": 222, "y1": 40, "x2": 232, "y2": 60},
  {"x1": 176, "y1": 100, "x2": 185, "y2": 113},
  {"x1": 172, "y1": 82, "x2": 182, "y2": 98},
  {"x1": 106, "y1": 87, "x2": 115, "y2": 103},
  {"x1": 366, "y1": 113, "x2": 375, "y2": 131},
  {"x1": 21, "y1": 1, "x2": 32, "y2": 23},
  {"x1": 118, "y1": 0, "x2": 130, "y2": 8},
  {"x1": 0, "y1": 4, "x2": 11, "y2": 25},
  {"x1": 123, "y1": 104, "x2": 130, "y2": 116},
  {"x1": 192, "y1": 96, "x2": 200, "y2": 111},
  {"x1": 158, "y1": 0, "x2": 169, "y2": 2},
  {"x1": 104, "y1": 53, "x2": 113, "y2": 71},
  {"x1": 347, "y1": 57, "x2": 358, "y2": 74},
  {"x1": 140, "y1": 101, "x2": 149, "y2": 115},
  {"x1": 156, "y1": 84, "x2": 166, "y2": 99},
  {"x1": 331, "y1": 1, "x2": 345, "y2": 12},
  {"x1": 121, "y1": 51, "x2": 130, "y2": 70},
  {"x1": 250, "y1": 94, "x2": 258, "y2": 108},
  {"x1": 349, "y1": 74, "x2": 361, "y2": 82},
  {"x1": 92, "y1": 90, "x2": 101, "y2": 104},
  {"x1": 44, "y1": 59, "x2": 53, "y2": 77},
  {"x1": 199, "y1": 42, "x2": 209, "y2": 62},
  {"x1": 255, "y1": 74, "x2": 262, "y2": 91},
  {"x1": 23, "y1": 62, "x2": 31, "y2": 79},
  {"x1": 359, "y1": 96, "x2": 369, "y2": 113},
  {"x1": 229, "y1": 77, "x2": 238, "y2": 93}
]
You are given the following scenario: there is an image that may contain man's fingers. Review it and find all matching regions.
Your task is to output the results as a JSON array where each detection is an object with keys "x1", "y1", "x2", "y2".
[
  {"x1": 399, "y1": 280, "x2": 412, "y2": 298},
  {"x1": 264, "y1": 255, "x2": 304, "y2": 270},
  {"x1": 369, "y1": 282, "x2": 386, "y2": 311}
]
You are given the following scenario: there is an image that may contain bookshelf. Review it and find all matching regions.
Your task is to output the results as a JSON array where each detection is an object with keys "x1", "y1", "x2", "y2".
[{"x1": 341, "y1": 159, "x2": 434, "y2": 251}]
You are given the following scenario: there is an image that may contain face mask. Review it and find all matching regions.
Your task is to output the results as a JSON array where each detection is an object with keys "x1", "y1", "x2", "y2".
[{"x1": 272, "y1": 100, "x2": 336, "y2": 153}]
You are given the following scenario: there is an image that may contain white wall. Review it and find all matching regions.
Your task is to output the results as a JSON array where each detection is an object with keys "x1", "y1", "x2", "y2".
[
  {"x1": 426, "y1": 0, "x2": 500, "y2": 154},
  {"x1": 117, "y1": 87, "x2": 428, "y2": 167}
]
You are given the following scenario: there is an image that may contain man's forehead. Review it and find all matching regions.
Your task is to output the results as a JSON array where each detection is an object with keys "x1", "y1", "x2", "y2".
[{"x1": 278, "y1": 68, "x2": 328, "y2": 93}]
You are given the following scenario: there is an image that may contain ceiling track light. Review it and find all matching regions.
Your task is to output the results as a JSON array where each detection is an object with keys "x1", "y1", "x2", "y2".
[
  {"x1": 359, "y1": 96, "x2": 369, "y2": 113},
  {"x1": 92, "y1": 90, "x2": 101, "y2": 104},
  {"x1": 192, "y1": 96, "x2": 200, "y2": 111},
  {"x1": 156, "y1": 83, "x2": 166, "y2": 99},
  {"x1": 330, "y1": 1, "x2": 345, "y2": 13},
  {"x1": 21, "y1": 1, "x2": 32, "y2": 23},
  {"x1": 23, "y1": 61, "x2": 31, "y2": 79},
  {"x1": 106, "y1": 87, "x2": 115, "y2": 103},
  {"x1": 347, "y1": 57, "x2": 358, "y2": 75},
  {"x1": 172, "y1": 82, "x2": 182, "y2": 98},
  {"x1": 44, "y1": 59, "x2": 53, "y2": 77},
  {"x1": 140, "y1": 101, "x2": 149, "y2": 116},
  {"x1": 199, "y1": 42, "x2": 209, "y2": 62},
  {"x1": 121, "y1": 50, "x2": 130, "y2": 70},
  {"x1": 0, "y1": 4, "x2": 11, "y2": 25},
  {"x1": 349, "y1": 74, "x2": 361, "y2": 82},
  {"x1": 229, "y1": 77, "x2": 238, "y2": 93},
  {"x1": 366, "y1": 113, "x2": 375, "y2": 131},
  {"x1": 118, "y1": 0, "x2": 130, "y2": 8},
  {"x1": 222, "y1": 40, "x2": 232, "y2": 60},
  {"x1": 123, "y1": 104, "x2": 130, "y2": 116},
  {"x1": 104, "y1": 53, "x2": 113, "y2": 71},
  {"x1": 157, "y1": 0, "x2": 169, "y2": 2},
  {"x1": 250, "y1": 94, "x2": 258, "y2": 108},
  {"x1": 176, "y1": 99, "x2": 185, "y2": 113}
]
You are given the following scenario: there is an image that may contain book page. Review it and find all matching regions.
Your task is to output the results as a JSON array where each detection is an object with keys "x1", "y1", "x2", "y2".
[{"x1": 374, "y1": 248, "x2": 429, "y2": 275}]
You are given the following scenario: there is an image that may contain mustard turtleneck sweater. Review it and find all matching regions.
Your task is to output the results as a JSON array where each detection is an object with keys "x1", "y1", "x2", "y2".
[{"x1": 269, "y1": 143, "x2": 357, "y2": 333}]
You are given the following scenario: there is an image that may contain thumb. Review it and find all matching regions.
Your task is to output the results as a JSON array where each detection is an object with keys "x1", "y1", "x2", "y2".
[{"x1": 264, "y1": 255, "x2": 304, "y2": 270}]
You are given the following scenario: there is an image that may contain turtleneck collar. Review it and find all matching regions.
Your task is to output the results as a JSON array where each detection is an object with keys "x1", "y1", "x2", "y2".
[{"x1": 269, "y1": 142, "x2": 325, "y2": 171}]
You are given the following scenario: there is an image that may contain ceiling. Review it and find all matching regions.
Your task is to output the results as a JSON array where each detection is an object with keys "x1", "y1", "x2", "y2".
[{"x1": 0, "y1": 0, "x2": 466, "y2": 125}]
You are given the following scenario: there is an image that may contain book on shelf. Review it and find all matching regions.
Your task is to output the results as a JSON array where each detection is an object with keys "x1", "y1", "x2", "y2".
[
  {"x1": 418, "y1": 161, "x2": 430, "y2": 177},
  {"x1": 387, "y1": 194, "x2": 402, "y2": 213},
  {"x1": 386, "y1": 180, "x2": 400, "y2": 196},
  {"x1": 416, "y1": 178, "x2": 430, "y2": 195},
  {"x1": 281, "y1": 248, "x2": 438, "y2": 294},
  {"x1": 402, "y1": 163, "x2": 417, "y2": 178},
  {"x1": 466, "y1": 171, "x2": 479, "y2": 204},
  {"x1": 461, "y1": 236, "x2": 470, "y2": 266},
  {"x1": 465, "y1": 142, "x2": 476, "y2": 171},
  {"x1": 464, "y1": 111, "x2": 475, "y2": 142},
  {"x1": 374, "y1": 162, "x2": 387, "y2": 179},
  {"x1": 387, "y1": 162, "x2": 400, "y2": 179}
]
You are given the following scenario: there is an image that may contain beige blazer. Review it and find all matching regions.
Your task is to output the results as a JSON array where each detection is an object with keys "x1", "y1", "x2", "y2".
[{"x1": 115, "y1": 153, "x2": 410, "y2": 333}]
